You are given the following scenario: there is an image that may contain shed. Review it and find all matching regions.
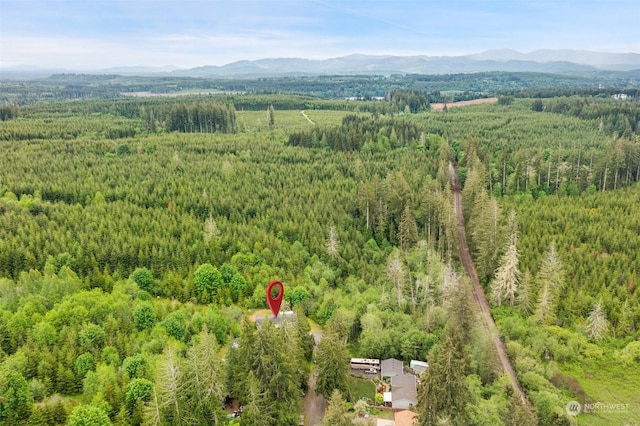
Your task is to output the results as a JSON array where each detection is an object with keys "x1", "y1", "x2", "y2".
[{"x1": 410, "y1": 360, "x2": 428, "y2": 375}]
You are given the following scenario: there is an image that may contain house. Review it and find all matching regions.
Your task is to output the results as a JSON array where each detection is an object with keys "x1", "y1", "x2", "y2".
[
  {"x1": 390, "y1": 373, "x2": 418, "y2": 410},
  {"x1": 381, "y1": 358, "x2": 404, "y2": 378},
  {"x1": 410, "y1": 360, "x2": 428, "y2": 375},
  {"x1": 380, "y1": 359, "x2": 419, "y2": 410},
  {"x1": 254, "y1": 310, "x2": 295, "y2": 328},
  {"x1": 394, "y1": 410, "x2": 417, "y2": 426},
  {"x1": 377, "y1": 419, "x2": 395, "y2": 426}
]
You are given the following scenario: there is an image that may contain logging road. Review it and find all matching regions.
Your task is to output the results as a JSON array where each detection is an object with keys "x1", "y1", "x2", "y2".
[{"x1": 452, "y1": 182, "x2": 532, "y2": 410}]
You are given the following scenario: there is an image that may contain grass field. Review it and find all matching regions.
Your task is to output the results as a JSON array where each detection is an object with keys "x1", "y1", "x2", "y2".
[
  {"x1": 236, "y1": 109, "x2": 366, "y2": 132},
  {"x1": 560, "y1": 360, "x2": 640, "y2": 425}
]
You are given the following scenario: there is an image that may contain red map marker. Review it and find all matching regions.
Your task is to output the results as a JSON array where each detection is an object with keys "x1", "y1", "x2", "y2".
[{"x1": 266, "y1": 280, "x2": 284, "y2": 318}]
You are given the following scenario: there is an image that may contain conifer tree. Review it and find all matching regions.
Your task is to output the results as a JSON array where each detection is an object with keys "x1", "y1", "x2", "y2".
[
  {"x1": 586, "y1": 299, "x2": 609, "y2": 341},
  {"x1": 326, "y1": 225, "x2": 340, "y2": 258},
  {"x1": 320, "y1": 390, "x2": 353, "y2": 426},
  {"x1": 386, "y1": 249, "x2": 408, "y2": 308},
  {"x1": 154, "y1": 347, "x2": 183, "y2": 424},
  {"x1": 182, "y1": 329, "x2": 226, "y2": 424},
  {"x1": 517, "y1": 271, "x2": 533, "y2": 315},
  {"x1": 240, "y1": 372, "x2": 270, "y2": 426},
  {"x1": 534, "y1": 243, "x2": 564, "y2": 324},
  {"x1": 491, "y1": 210, "x2": 520, "y2": 306},
  {"x1": 418, "y1": 276, "x2": 472, "y2": 425},
  {"x1": 315, "y1": 330, "x2": 349, "y2": 400},
  {"x1": 398, "y1": 205, "x2": 418, "y2": 251}
]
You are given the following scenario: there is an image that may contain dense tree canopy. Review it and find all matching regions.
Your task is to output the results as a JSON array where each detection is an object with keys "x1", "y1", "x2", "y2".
[{"x1": 0, "y1": 86, "x2": 638, "y2": 425}]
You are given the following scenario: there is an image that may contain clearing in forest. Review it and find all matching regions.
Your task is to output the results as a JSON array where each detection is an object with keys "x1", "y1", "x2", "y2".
[{"x1": 430, "y1": 97, "x2": 498, "y2": 111}]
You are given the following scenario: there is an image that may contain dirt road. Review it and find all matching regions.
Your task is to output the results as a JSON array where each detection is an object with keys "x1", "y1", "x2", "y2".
[
  {"x1": 301, "y1": 111, "x2": 315, "y2": 125},
  {"x1": 452, "y1": 184, "x2": 531, "y2": 410},
  {"x1": 303, "y1": 370, "x2": 327, "y2": 426}
]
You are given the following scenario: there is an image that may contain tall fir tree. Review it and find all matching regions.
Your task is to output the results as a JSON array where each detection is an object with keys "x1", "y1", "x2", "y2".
[
  {"x1": 491, "y1": 210, "x2": 520, "y2": 306},
  {"x1": 315, "y1": 330, "x2": 349, "y2": 400},
  {"x1": 320, "y1": 390, "x2": 354, "y2": 426},
  {"x1": 534, "y1": 243, "x2": 564, "y2": 324}
]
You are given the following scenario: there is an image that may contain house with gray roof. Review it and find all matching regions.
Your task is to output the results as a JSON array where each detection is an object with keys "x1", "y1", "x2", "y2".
[
  {"x1": 390, "y1": 373, "x2": 418, "y2": 409},
  {"x1": 381, "y1": 358, "x2": 404, "y2": 378}
]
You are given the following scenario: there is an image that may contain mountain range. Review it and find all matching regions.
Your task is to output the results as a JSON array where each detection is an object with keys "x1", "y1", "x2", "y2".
[{"x1": 2, "y1": 49, "x2": 640, "y2": 79}]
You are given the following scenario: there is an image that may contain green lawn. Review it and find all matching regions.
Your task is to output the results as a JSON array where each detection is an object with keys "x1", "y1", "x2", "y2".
[{"x1": 347, "y1": 375, "x2": 376, "y2": 403}]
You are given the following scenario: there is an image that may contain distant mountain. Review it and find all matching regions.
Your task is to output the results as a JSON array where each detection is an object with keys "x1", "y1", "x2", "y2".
[
  {"x1": 170, "y1": 49, "x2": 640, "y2": 78},
  {"x1": 465, "y1": 49, "x2": 640, "y2": 70},
  {"x1": 2, "y1": 49, "x2": 639, "y2": 79}
]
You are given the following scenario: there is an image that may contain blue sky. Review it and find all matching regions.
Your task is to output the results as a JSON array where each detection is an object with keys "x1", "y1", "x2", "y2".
[{"x1": 1, "y1": 0, "x2": 639, "y2": 69}]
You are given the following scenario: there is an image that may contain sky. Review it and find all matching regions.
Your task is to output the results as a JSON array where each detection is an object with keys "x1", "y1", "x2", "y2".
[{"x1": 1, "y1": 0, "x2": 639, "y2": 70}]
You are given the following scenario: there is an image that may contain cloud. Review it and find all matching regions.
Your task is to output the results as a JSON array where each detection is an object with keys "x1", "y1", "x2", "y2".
[{"x1": 1, "y1": 0, "x2": 638, "y2": 69}]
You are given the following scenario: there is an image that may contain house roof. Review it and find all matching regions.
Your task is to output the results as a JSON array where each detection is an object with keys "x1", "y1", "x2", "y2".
[
  {"x1": 410, "y1": 360, "x2": 428, "y2": 374},
  {"x1": 255, "y1": 310, "x2": 295, "y2": 328},
  {"x1": 394, "y1": 410, "x2": 417, "y2": 426},
  {"x1": 381, "y1": 358, "x2": 404, "y2": 377},
  {"x1": 391, "y1": 374, "x2": 417, "y2": 406}
]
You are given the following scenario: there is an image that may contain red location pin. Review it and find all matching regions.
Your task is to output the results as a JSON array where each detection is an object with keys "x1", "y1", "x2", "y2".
[{"x1": 266, "y1": 280, "x2": 284, "y2": 318}]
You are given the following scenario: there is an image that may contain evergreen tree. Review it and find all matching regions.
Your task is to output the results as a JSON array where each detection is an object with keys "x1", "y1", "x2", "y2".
[
  {"x1": 418, "y1": 275, "x2": 472, "y2": 425},
  {"x1": 417, "y1": 330, "x2": 470, "y2": 425},
  {"x1": 267, "y1": 105, "x2": 275, "y2": 129},
  {"x1": 386, "y1": 249, "x2": 408, "y2": 308},
  {"x1": 320, "y1": 389, "x2": 353, "y2": 426},
  {"x1": 398, "y1": 205, "x2": 418, "y2": 251},
  {"x1": 294, "y1": 306, "x2": 315, "y2": 362},
  {"x1": 0, "y1": 369, "x2": 33, "y2": 423},
  {"x1": 203, "y1": 214, "x2": 220, "y2": 243},
  {"x1": 226, "y1": 318, "x2": 257, "y2": 403},
  {"x1": 534, "y1": 243, "x2": 564, "y2": 324},
  {"x1": 251, "y1": 320, "x2": 301, "y2": 425},
  {"x1": 239, "y1": 372, "x2": 270, "y2": 426},
  {"x1": 326, "y1": 225, "x2": 340, "y2": 258},
  {"x1": 585, "y1": 299, "x2": 609, "y2": 341},
  {"x1": 315, "y1": 330, "x2": 349, "y2": 400},
  {"x1": 517, "y1": 271, "x2": 533, "y2": 315},
  {"x1": 154, "y1": 347, "x2": 183, "y2": 424},
  {"x1": 182, "y1": 329, "x2": 226, "y2": 424},
  {"x1": 470, "y1": 192, "x2": 502, "y2": 280},
  {"x1": 491, "y1": 210, "x2": 520, "y2": 306}
]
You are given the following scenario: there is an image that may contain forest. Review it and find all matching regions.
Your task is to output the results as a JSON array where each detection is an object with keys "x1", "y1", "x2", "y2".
[{"x1": 0, "y1": 78, "x2": 639, "y2": 426}]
